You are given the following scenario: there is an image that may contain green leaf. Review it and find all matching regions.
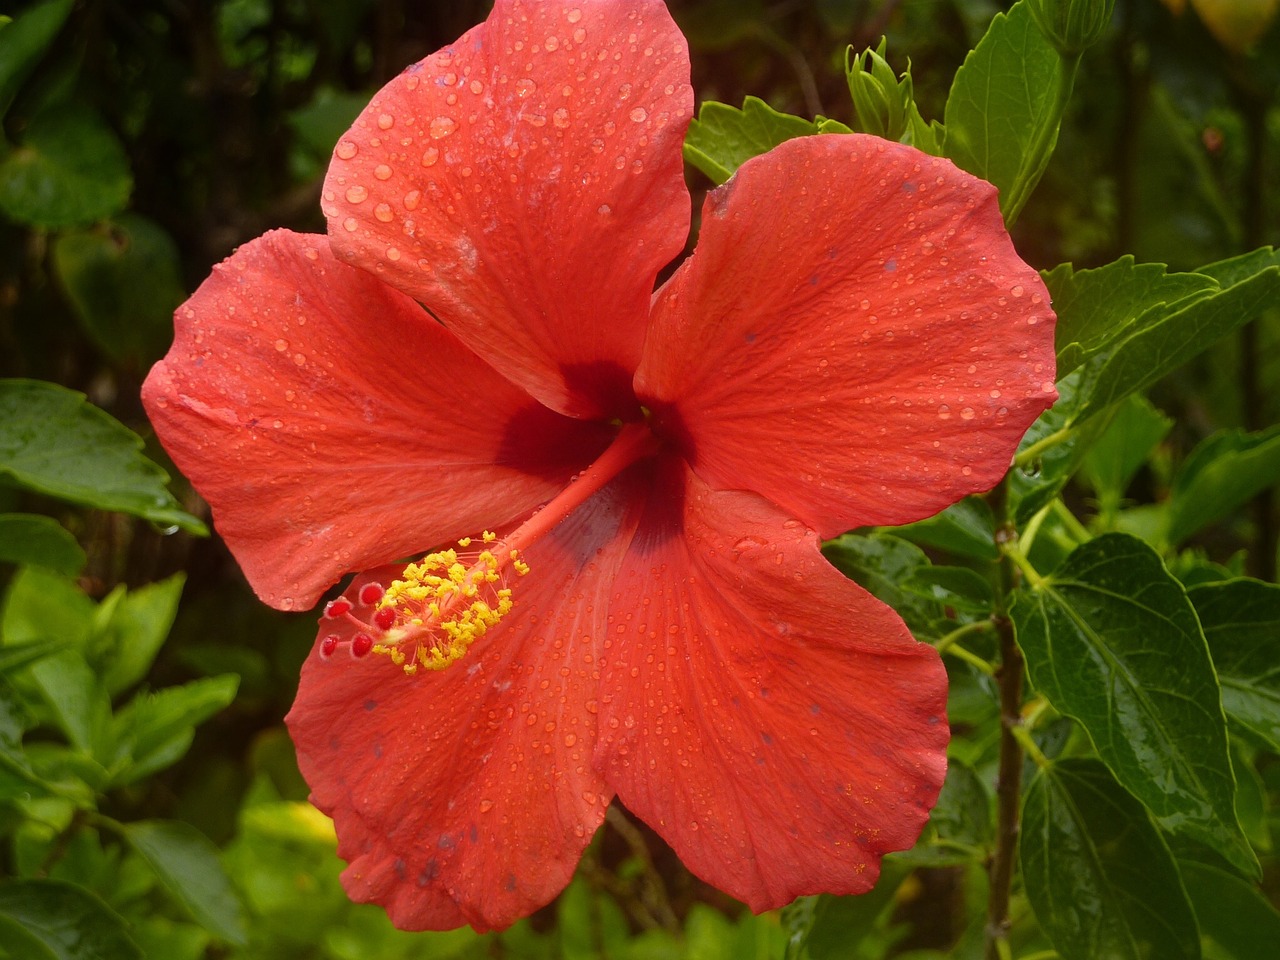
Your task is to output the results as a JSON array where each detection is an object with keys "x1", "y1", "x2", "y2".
[
  {"x1": 894, "y1": 496, "x2": 998, "y2": 560},
  {"x1": 0, "y1": 878, "x2": 143, "y2": 960},
  {"x1": 51, "y1": 214, "x2": 186, "y2": 363},
  {"x1": 1008, "y1": 368, "x2": 1108, "y2": 525},
  {"x1": 783, "y1": 863, "x2": 910, "y2": 960},
  {"x1": 0, "y1": 379, "x2": 205, "y2": 532},
  {"x1": 0, "y1": 514, "x2": 85, "y2": 575},
  {"x1": 0, "y1": 0, "x2": 73, "y2": 120},
  {"x1": 1069, "y1": 258, "x2": 1280, "y2": 424},
  {"x1": 1, "y1": 566, "x2": 94, "y2": 651},
  {"x1": 1078, "y1": 394, "x2": 1173, "y2": 498},
  {"x1": 822, "y1": 532, "x2": 941, "y2": 636},
  {"x1": 1180, "y1": 860, "x2": 1280, "y2": 960},
  {"x1": 1188, "y1": 580, "x2": 1280, "y2": 752},
  {"x1": 123, "y1": 820, "x2": 247, "y2": 944},
  {"x1": 28, "y1": 649, "x2": 113, "y2": 760},
  {"x1": 92, "y1": 574, "x2": 185, "y2": 698},
  {"x1": 0, "y1": 102, "x2": 132, "y2": 228},
  {"x1": 942, "y1": 0, "x2": 1066, "y2": 221},
  {"x1": 1011, "y1": 533, "x2": 1256, "y2": 875},
  {"x1": 110, "y1": 674, "x2": 239, "y2": 785},
  {"x1": 1165, "y1": 426, "x2": 1280, "y2": 547},
  {"x1": 682, "y1": 97, "x2": 818, "y2": 184},
  {"x1": 1021, "y1": 759, "x2": 1200, "y2": 960},
  {"x1": 901, "y1": 566, "x2": 994, "y2": 613},
  {"x1": 0, "y1": 638, "x2": 73, "y2": 675},
  {"x1": 930, "y1": 758, "x2": 991, "y2": 849},
  {"x1": 1045, "y1": 257, "x2": 1217, "y2": 377}
]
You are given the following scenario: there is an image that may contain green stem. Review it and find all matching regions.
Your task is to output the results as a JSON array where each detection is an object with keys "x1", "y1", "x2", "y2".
[
  {"x1": 1002, "y1": 52, "x2": 1082, "y2": 227},
  {"x1": 945, "y1": 642, "x2": 997, "y2": 676},
  {"x1": 985, "y1": 473, "x2": 1026, "y2": 960},
  {"x1": 1013, "y1": 425, "x2": 1075, "y2": 470},
  {"x1": 935, "y1": 619, "x2": 996, "y2": 653}
]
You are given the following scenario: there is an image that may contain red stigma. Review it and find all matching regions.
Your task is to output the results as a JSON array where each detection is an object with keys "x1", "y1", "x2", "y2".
[
  {"x1": 351, "y1": 633, "x2": 374, "y2": 657},
  {"x1": 374, "y1": 607, "x2": 397, "y2": 630},
  {"x1": 320, "y1": 635, "x2": 340, "y2": 657},
  {"x1": 359, "y1": 582, "x2": 386, "y2": 605},
  {"x1": 324, "y1": 598, "x2": 353, "y2": 619}
]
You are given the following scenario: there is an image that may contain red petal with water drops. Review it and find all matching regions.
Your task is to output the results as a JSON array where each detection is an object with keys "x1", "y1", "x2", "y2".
[
  {"x1": 142, "y1": 230, "x2": 612, "y2": 610},
  {"x1": 324, "y1": 0, "x2": 693, "y2": 420},
  {"x1": 287, "y1": 472, "x2": 644, "y2": 931},
  {"x1": 594, "y1": 460, "x2": 948, "y2": 911},
  {"x1": 636, "y1": 134, "x2": 1057, "y2": 536}
]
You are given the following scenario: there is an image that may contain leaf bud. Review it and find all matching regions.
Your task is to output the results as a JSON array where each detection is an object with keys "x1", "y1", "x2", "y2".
[{"x1": 1027, "y1": 0, "x2": 1116, "y2": 57}]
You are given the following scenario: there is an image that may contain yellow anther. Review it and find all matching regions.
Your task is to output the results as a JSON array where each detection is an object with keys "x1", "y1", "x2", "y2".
[{"x1": 370, "y1": 534, "x2": 531, "y2": 675}]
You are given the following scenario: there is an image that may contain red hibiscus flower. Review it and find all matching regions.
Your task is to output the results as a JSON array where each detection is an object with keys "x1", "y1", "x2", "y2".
[{"x1": 143, "y1": 0, "x2": 1056, "y2": 934}]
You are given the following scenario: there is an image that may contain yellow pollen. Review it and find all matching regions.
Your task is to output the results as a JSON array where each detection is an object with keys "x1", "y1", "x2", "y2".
[{"x1": 374, "y1": 535, "x2": 526, "y2": 674}]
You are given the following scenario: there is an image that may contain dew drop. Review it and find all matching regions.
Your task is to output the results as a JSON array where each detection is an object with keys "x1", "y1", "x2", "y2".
[
  {"x1": 377, "y1": 113, "x2": 394, "y2": 130},
  {"x1": 345, "y1": 184, "x2": 368, "y2": 203},
  {"x1": 938, "y1": 404, "x2": 951, "y2": 419},
  {"x1": 553, "y1": 107, "x2": 570, "y2": 128},
  {"x1": 374, "y1": 203, "x2": 394, "y2": 222},
  {"x1": 589, "y1": 137, "x2": 604, "y2": 153},
  {"x1": 404, "y1": 190, "x2": 420, "y2": 210},
  {"x1": 515, "y1": 77, "x2": 537, "y2": 97},
  {"x1": 545, "y1": 35, "x2": 560, "y2": 52},
  {"x1": 429, "y1": 116, "x2": 457, "y2": 139},
  {"x1": 374, "y1": 164, "x2": 392, "y2": 180},
  {"x1": 567, "y1": 7, "x2": 583, "y2": 22},
  {"x1": 342, "y1": 217, "x2": 357, "y2": 232},
  {"x1": 629, "y1": 106, "x2": 648, "y2": 123},
  {"x1": 573, "y1": 27, "x2": 586, "y2": 42},
  {"x1": 469, "y1": 79, "x2": 484, "y2": 94},
  {"x1": 335, "y1": 139, "x2": 358, "y2": 160},
  {"x1": 1011, "y1": 284, "x2": 1025, "y2": 297},
  {"x1": 597, "y1": 203, "x2": 611, "y2": 214},
  {"x1": 387, "y1": 247, "x2": 401, "y2": 261},
  {"x1": 479, "y1": 798, "x2": 495, "y2": 813},
  {"x1": 960, "y1": 406, "x2": 975, "y2": 420},
  {"x1": 274, "y1": 339, "x2": 289, "y2": 351}
]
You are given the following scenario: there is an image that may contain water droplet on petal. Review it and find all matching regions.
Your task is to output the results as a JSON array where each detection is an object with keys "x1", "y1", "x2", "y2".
[
  {"x1": 374, "y1": 164, "x2": 392, "y2": 180},
  {"x1": 515, "y1": 78, "x2": 537, "y2": 98},
  {"x1": 377, "y1": 113, "x2": 394, "y2": 130},
  {"x1": 345, "y1": 185, "x2": 368, "y2": 203},
  {"x1": 342, "y1": 216, "x2": 357, "y2": 232},
  {"x1": 404, "y1": 190, "x2": 420, "y2": 210},
  {"x1": 374, "y1": 203, "x2": 393, "y2": 222},
  {"x1": 960, "y1": 407, "x2": 975, "y2": 420},
  {"x1": 335, "y1": 140, "x2": 358, "y2": 159},
  {"x1": 629, "y1": 106, "x2": 648, "y2": 122},
  {"x1": 567, "y1": 8, "x2": 582, "y2": 22},
  {"x1": 573, "y1": 27, "x2": 586, "y2": 42},
  {"x1": 544, "y1": 35, "x2": 560, "y2": 52},
  {"x1": 469, "y1": 79, "x2": 484, "y2": 94},
  {"x1": 938, "y1": 404, "x2": 951, "y2": 419},
  {"x1": 422, "y1": 147, "x2": 439, "y2": 166},
  {"x1": 553, "y1": 107, "x2": 570, "y2": 128},
  {"x1": 429, "y1": 116, "x2": 457, "y2": 138},
  {"x1": 479, "y1": 798, "x2": 494, "y2": 813}
]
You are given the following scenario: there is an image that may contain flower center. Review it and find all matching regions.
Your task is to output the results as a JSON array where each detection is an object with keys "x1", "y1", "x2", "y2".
[{"x1": 317, "y1": 422, "x2": 660, "y2": 674}]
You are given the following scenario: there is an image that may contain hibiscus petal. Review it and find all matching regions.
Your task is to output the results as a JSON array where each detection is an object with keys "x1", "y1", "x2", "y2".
[
  {"x1": 636, "y1": 134, "x2": 1057, "y2": 535},
  {"x1": 287, "y1": 472, "x2": 645, "y2": 931},
  {"x1": 595, "y1": 460, "x2": 948, "y2": 911},
  {"x1": 142, "y1": 230, "x2": 612, "y2": 610},
  {"x1": 323, "y1": 0, "x2": 693, "y2": 420}
]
